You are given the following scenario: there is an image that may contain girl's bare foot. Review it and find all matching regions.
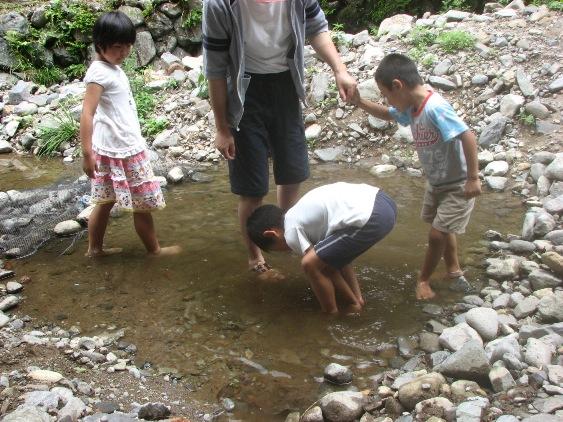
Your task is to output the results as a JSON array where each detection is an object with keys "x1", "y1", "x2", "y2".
[
  {"x1": 148, "y1": 245, "x2": 182, "y2": 256},
  {"x1": 85, "y1": 247, "x2": 123, "y2": 258},
  {"x1": 416, "y1": 281, "x2": 436, "y2": 300}
]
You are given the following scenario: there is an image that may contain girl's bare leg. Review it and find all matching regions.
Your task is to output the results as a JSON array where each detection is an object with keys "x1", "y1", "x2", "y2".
[
  {"x1": 87, "y1": 202, "x2": 121, "y2": 256},
  {"x1": 133, "y1": 212, "x2": 180, "y2": 256}
]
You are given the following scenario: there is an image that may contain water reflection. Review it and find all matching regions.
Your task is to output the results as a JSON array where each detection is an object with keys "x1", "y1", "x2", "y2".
[{"x1": 14, "y1": 163, "x2": 522, "y2": 420}]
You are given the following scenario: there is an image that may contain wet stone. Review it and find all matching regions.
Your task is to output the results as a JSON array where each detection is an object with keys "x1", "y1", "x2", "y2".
[
  {"x1": 324, "y1": 363, "x2": 353, "y2": 385},
  {"x1": 137, "y1": 402, "x2": 170, "y2": 420},
  {"x1": 422, "y1": 304, "x2": 442, "y2": 316}
]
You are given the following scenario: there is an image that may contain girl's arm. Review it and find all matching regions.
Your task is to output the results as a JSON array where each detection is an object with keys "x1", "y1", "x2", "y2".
[{"x1": 80, "y1": 83, "x2": 103, "y2": 178}]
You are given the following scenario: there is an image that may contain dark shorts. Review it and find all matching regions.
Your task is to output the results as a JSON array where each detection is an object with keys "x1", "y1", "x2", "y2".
[
  {"x1": 229, "y1": 71, "x2": 309, "y2": 197},
  {"x1": 314, "y1": 190, "x2": 397, "y2": 269}
]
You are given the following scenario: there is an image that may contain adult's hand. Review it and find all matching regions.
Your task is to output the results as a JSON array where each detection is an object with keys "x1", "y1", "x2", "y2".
[
  {"x1": 335, "y1": 69, "x2": 357, "y2": 103},
  {"x1": 215, "y1": 130, "x2": 235, "y2": 160}
]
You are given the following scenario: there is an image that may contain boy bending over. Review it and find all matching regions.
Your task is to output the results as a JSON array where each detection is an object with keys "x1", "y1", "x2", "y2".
[
  {"x1": 246, "y1": 183, "x2": 396, "y2": 314},
  {"x1": 351, "y1": 53, "x2": 481, "y2": 300}
]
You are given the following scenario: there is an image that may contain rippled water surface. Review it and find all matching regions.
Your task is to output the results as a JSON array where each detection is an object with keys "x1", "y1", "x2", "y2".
[{"x1": 11, "y1": 162, "x2": 523, "y2": 420}]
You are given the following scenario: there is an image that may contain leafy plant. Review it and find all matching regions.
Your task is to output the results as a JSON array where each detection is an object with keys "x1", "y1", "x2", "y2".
[
  {"x1": 319, "y1": 0, "x2": 337, "y2": 16},
  {"x1": 36, "y1": 109, "x2": 79, "y2": 157},
  {"x1": 183, "y1": 7, "x2": 202, "y2": 28},
  {"x1": 408, "y1": 26, "x2": 438, "y2": 49},
  {"x1": 32, "y1": 67, "x2": 65, "y2": 86},
  {"x1": 143, "y1": 117, "x2": 169, "y2": 138},
  {"x1": 142, "y1": 1, "x2": 154, "y2": 18},
  {"x1": 440, "y1": 0, "x2": 472, "y2": 12},
  {"x1": 519, "y1": 110, "x2": 535, "y2": 127},
  {"x1": 331, "y1": 23, "x2": 348, "y2": 48},
  {"x1": 196, "y1": 73, "x2": 209, "y2": 99},
  {"x1": 66, "y1": 63, "x2": 87, "y2": 80},
  {"x1": 436, "y1": 30, "x2": 475, "y2": 52},
  {"x1": 166, "y1": 78, "x2": 180, "y2": 89}
]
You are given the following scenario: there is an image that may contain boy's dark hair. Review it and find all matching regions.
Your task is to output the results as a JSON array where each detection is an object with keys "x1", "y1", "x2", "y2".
[
  {"x1": 246, "y1": 205, "x2": 284, "y2": 251},
  {"x1": 93, "y1": 11, "x2": 136, "y2": 54},
  {"x1": 375, "y1": 53, "x2": 423, "y2": 89}
]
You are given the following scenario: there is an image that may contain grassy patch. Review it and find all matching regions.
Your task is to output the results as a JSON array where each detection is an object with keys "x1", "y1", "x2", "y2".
[
  {"x1": 436, "y1": 30, "x2": 475, "y2": 52},
  {"x1": 519, "y1": 110, "x2": 535, "y2": 127},
  {"x1": 37, "y1": 108, "x2": 79, "y2": 157},
  {"x1": 143, "y1": 117, "x2": 169, "y2": 138}
]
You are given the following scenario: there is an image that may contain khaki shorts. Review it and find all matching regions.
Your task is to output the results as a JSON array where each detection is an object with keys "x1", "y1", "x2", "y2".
[{"x1": 421, "y1": 182, "x2": 475, "y2": 234}]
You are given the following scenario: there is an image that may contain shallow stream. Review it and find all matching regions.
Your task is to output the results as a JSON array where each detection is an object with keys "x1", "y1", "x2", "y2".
[{"x1": 5, "y1": 160, "x2": 524, "y2": 420}]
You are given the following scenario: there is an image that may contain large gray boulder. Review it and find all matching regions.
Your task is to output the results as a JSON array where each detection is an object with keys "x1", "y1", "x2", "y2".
[
  {"x1": 434, "y1": 340, "x2": 491, "y2": 382},
  {"x1": 319, "y1": 391, "x2": 366, "y2": 422},
  {"x1": 134, "y1": 31, "x2": 157, "y2": 67},
  {"x1": 479, "y1": 115, "x2": 507, "y2": 147},
  {"x1": 398, "y1": 372, "x2": 446, "y2": 410},
  {"x1": 0, "y1": 12, "x2": 29, "y2": 36}
]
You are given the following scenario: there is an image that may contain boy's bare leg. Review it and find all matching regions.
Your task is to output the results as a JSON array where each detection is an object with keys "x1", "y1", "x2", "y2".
[
  {"x1": 417, "y1": 227, "x2": 447, "y2": 300},
  {"x1": 323, "y1": 266, "x2": 361, "y2": 312},
  {"x1": 443, "y1": 233, "x2": 462, "y2": 276},
  {"x1": 341, "y1": 264, "x2": 364, "y2": 306},
  {"x1": 302, "y1": 250, "x2": 338, "y2": 314},
  {"x1": 133, "y1": 212, "x2": 180, "y2": 256},
  {"x1": 239, "y1": 196, "x2": 283, "y2": 280},
  {"x1": 87, "y1": 202, "x2": 122, "y2": 257}
]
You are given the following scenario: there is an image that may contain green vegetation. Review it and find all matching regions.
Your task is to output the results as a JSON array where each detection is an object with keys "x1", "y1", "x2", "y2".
[
  {"x1": 408, "y1": 26, "x2": 439, "y2": 49},
  {"x1": 436, "y1": 30, "x2": 475, "y2": 52},
  {"x1": 122, "y1": 56, "x2": 158, "y2": 134},
  {"x1": 142, "y1": 1, "x2": 155, "y2": 18},
  {"x1": 183, "y1": 7, "x2": 203, "y2": 28},
  {"x1": 330, "y1": 23, "x2": 348, "y2": 48},
  {"x1": 196, "y1": 73, "x2": 209, "y2": 99},
  {"x1": 4, "y1": 0, "x2": 98, "y2": 84},
  {"x1": 143, "y1": 117, "x2": 169, "y2": 138},
  {"x1": 36, "y1": 108, "x2": 79, "y2": 157},
  {"x1": 519, "y1": 110, "x2": 536, "y2": 127}
]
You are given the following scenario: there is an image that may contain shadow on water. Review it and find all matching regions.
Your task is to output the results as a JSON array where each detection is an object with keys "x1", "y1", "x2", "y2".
[{"x1": 12, "y1": 163, "x2": 523, "y2": 420}]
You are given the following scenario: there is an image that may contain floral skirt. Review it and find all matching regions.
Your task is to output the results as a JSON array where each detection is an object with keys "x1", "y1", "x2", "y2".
[{"x1": 91, "y1": 150, "x2": 165, "y2": 212}]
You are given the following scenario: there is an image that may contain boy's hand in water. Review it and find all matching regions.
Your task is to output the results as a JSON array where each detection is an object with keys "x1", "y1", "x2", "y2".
[{"x1": 82, "y1": 152, "x2": 97, "y2": 179}]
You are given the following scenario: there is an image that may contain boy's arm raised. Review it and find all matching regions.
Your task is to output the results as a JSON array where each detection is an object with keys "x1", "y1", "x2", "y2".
[
  {"x1": 460, "y1": 130, "x2": 482, "y2": 199},
  {"x1": 351, "y1": 92, "x2": 393, "y2": 121},
  {"x1": 80, "y1": 83, "x2": 103, "y2": 179}
]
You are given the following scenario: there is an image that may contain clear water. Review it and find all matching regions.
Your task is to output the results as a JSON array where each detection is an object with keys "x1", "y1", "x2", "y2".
[{"x1": 9, "y1": 160, "x2": 523, "y2": 420}]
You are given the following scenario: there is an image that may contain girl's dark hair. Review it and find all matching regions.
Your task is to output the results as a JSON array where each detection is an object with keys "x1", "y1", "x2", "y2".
[
  {"x1": 246, "y1": 205, "x2": 284, "y2": 251},
  {"x1": 375, "y1": 53, "x2": 423, "y2": 89},
  {"x1": 93, "y1": 11, "x2": 136, "y2": 53}
]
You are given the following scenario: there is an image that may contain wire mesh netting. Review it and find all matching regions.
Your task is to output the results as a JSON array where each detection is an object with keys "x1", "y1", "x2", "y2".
[{"x1": 0, "y1": 156, "x2": 178, "y2": 259}]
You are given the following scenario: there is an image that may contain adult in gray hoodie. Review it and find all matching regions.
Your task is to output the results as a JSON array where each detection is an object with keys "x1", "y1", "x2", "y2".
[{"x1": 203, "y1": 0, "x2": 356, "y2": 279}]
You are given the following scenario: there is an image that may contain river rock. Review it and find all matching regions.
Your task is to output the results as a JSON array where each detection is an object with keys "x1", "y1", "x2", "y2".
[
  {"x1": 413, "y1": 397, "x2": 455, "y2": 420},
  {"x1": 485, "y1": 333, "x2": 521, "y2": 362},
  {"x1": 531, "y1": 151, "x2": 555, "y2": 165},
  {"x1": 489, "y1": 366, "x2": 516, "y2": 392},
  {"x1": 455, "y1": 396, "x2": 489, "y2": 421},
  {"x1": 479, "y1": 116, "x2": 507, "y2": 147},
  {"x1": 484, "y1": 176, "x2": 507, "y2": 191},
  {"x1": 28, "y1": 369, "x2": 63, "y2": 383},
  {"x1": 450, "y1": 380, "x2": 486, "y2": 401},
  {"x1": 0, "y1": 140, "x2": 12, "y2": 153},
  {"x1": 53, "y1": 220, "x2": 81, "y2": 236},
  {"x1": 544, "y1": 196, "x2": 563, "y2": 214},
  {"x1": 522, "y1": 415, "x2": 563, "y2": 422},
  {"x1": 531, "y1": 163, "x2": 546, "y2": 182},
  {"x1": 524, "y1": 338, "x2": 554, "y2": 367},
  {"x1": 398, "y1": 372, "x2": 446, "y2": 410},
  {"x1": 514, "y1": 295, "x2": 540, "y2": 319},
  {"x1": 484, "y1": 161, "x2": 509, "y2": 176},
  {"x1": 167, "y1": 166, "x2": 184, "y2": 183},
  {"x1": 439, "y1": 323, "x2": 483, "y2": 351},
  {"x1": 57, "y1": 396, "x2": 87, "y2": 421},
  {"x1": 538, "y1": 292, "x2": 563, "y2": 323},
  {"x1": 548, "y1": 77, "x2": 563, "y2": 93},
  {"x1": 138, "y1": 402, "x2": 171, "y2": 419},
  {"x1": 378, "y1": 14, "x2": 414, "y2": 37},
  {"x1": 305, "y1": 124, "x2": 322, "y2": 141},
  {"x1": 309, "y1": 72, "x2": 331, "y2": 104},
  {"x1": 465, "y1": 307, "x2": 498, "y2": 340},
  {"x1": 545, "y1": 156, "x2": 563, "y2": 181},
  {"x1": 541, "y1": 252, "x2": 563, "y2": 276},
  {"x1": 428, "y1": 76, "x2": 457, "y2": 91},
  {"x1": 526, "y1": 101, "x2": 549, "y2": 119},
  {"x1": 500, "y1": 94, "x2": 524, "y2": 117},
  {"x1": 528, "y1": 269, "x2": 562, "y2": 290},
  {"x1": 301, "y1": 406, "x2": 322, "y2": 422},
  {"x1": 534, "y1": 212, "x2": 556, "y2": 237},
  {"x1": 324, "y1": 363, "x2": 353, "y2": 385},
  {"x1": 433, "y1": 59, "x2": 452, "y2": 76},
  {"x1": 319, "y1": 391, "x2": 365, "y2": 422},
  {"x1": 508, "y1": 239, "x2": 536, "y2": 254},
  {"x1": 370, "y1": 164, "x2": 397, "y2": 176},
  {"x1": 485, "y1": 257, "x2": 520, "y2": 280},
  {"x1": 153, "y1": 129, "x2": 179, "y2": 148},
  {"x1": 134, "y1": 31, "x2": 157, "y2": 67},
  {"x1": 0, "y1": 295, "x2": 20, "y2": 311},
  {"x1": 314, "y1": 146, "x2": 345, "y2": 162},
  {"x1": 434, "y1": 340, "x2": 490, "y2": 382},
  {"x1": 2, "y1": 405, "x2": 50, "y2": 422}
]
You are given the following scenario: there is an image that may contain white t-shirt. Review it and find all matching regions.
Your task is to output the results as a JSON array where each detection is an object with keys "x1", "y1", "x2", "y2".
[
  {"x1": 84, "y1": 61, "x2": 146, "y2": 158},
  {"x1": 239, "y1": 0, "x2": 292, "y2": 74},
  {"x1": 284, "y1": 183, "x2": 380, "y2": 256}
]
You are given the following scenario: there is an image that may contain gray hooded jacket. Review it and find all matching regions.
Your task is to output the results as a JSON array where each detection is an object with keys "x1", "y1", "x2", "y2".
[{"x1": 202, "y1": 0, "x2": 328, "y2": 129}]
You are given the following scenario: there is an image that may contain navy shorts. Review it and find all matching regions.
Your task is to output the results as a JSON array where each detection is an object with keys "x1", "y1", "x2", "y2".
[
  {"x1": 314, "y1": 191, "x2": 397, "y2": 269},
  {"x1": 228, "y1": 71, "x2": 309, "y2": 197}
]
